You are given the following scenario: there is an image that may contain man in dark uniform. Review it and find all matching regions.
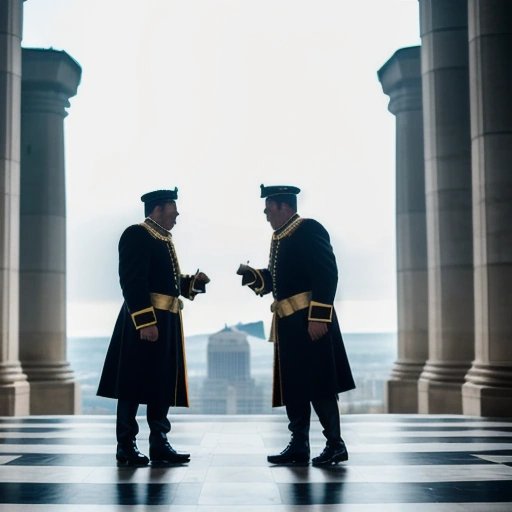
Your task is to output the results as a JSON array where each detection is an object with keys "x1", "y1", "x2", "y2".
[
  {"x1": 97, "y1": 189, "x2": 209, "y2": 466},
  {"x1": 237, "y1": 184, "x2": 355, "y2": 466}
]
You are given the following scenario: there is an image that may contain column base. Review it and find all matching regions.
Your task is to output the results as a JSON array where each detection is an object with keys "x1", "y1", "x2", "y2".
[
  {"x1": 29, "y1": 380, "x2": 81, "y2": 414},
  {"x1": 0, "y1": 363, "x2": 30, "y2": 415},
  {"x1": 462, "y1": 363, "x2": 512, "y2": 417},
  {"x1": 386, "y1": 360, "x2": 425, "y2": 413},
  {"x1": 462, "y1": 382, "x2": 512, "y2": 417},
  {"x1": 22, "y1": 362, "x2": 81, "y2": 414},
  {"x1": 386, "y1": 378, "x2": 419, "y2": 413},
  {"x1": 417, "y1": 361, "x2": 471, "y2": 413},
  {"x1": 418, "y1": 378, "x2": 464, "y2": 413}
]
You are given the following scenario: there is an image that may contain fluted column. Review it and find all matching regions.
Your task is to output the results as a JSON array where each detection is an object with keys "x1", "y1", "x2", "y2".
[
  {"x1": 462, "y1": 0, "x2": 512, "y2": 416},
  {"x1": 19, "y1": 48, "x2": 81, "y2": 414},
  {"x1": 378, "y1": 46, "x2": 428, "y2": 413},
  {"x1": 0, "y1": 0, "x2": 29, "y2": 415},
  {"x1": 417, "y1": 0, "x2": 474, "y2": 413}
]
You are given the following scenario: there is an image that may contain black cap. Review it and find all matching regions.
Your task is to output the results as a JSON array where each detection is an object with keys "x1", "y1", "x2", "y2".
[
  {"x1": 260, "y1": 184, "x2": 300, "y2": 198},
  {"x1": 140, "y1": 188, "x2": 178, "y2": 203}
]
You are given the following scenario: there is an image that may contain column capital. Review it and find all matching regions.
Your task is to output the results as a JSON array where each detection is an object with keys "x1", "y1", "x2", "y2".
[
  {"x1": 378, "y1": 46, "x2": 422, "y2": 115},
  {"x1": 21, "y1": 48, "x2": 81, "y2": 116},
  {"x1": 22, "y1": 48, "x2": 81, "y2": 97}
]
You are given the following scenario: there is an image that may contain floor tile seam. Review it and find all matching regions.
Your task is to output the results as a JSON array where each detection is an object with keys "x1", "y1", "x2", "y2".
[
  {"x1": 2, "y1": 422, "x2": 511, "y2": 431},
  {"x1": 4, "y1": 469, "x2": 512, "y2": 484},
  {"x1": 3, "y1": 479, "x2": 512, "y2": 486},
  {"x1": 1, "y1": 505, "x2": 512, "y2": 512},
  {"x1": 2, "y1": 418, "x2": 510, "y2": 422},
  {"x1": 4, "y1": 446, "x2": 512, "y2": 456},
  {"x1": 0, "y1": 464, "x2": 118, "y2": 470},
  {"x1": 365, "y1": 431, "x2": 512, "y2": 437},
  {"x1": 4, "y1": 436, "x2": 512, "y2": 443},
  {"x1": 0, "y1": 434, "x2": 119, "y2": 439}
]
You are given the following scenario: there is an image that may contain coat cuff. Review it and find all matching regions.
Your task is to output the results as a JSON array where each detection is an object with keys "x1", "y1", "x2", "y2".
[
  {"x1": 181, "y1": 274, "x2": 206, "y2": 300},
  {"x1": 308, "y1": 301, "x2": 333, "y2": 322},
  {"x1": 240, "y1": 267, "x2": 266, "y2": 294},
  {"x1": 131, "y1": 306, "x2": 157, "y2": 329},
  {"x1": 190, "y1": 274, "x2": 206, "y2": 294}
]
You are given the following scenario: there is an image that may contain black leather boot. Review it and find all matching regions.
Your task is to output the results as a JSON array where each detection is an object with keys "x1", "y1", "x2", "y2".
[
  {"x1": 146, "y1": 402, "x2": 190, "y2": 464},
  {"x1": 149, "y1": 441, "x2": 190, "y2": 464},
  {"x1": 116, "y1": 400, "x2": 147, "y2": 466},
  {"x1": 267, "y1": 437, "x2": 310, "y2": 465},
  {"x1": 116, "y1": 440, "x2": 149, "y2": 466},
  {"x1": 312, "y1": 441, "x2": 348, "y2": 466}
]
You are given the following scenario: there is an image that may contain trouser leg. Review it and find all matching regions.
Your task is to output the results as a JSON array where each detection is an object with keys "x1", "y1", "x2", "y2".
[
  {"x1": 311, "y1": 395, "x2": 342, "y2": 446},
  {"x1": 147, "y1": 402, "x2": 171, "y2": 447},
  {"x1": 267, "y1": 399, "x2": 310, "y2": 463},
  {"x1": 285, "y1": 400, "x2": 311, "y2": 443},
  {"x1": 116, "y1": 399, "x2": 139, "y2": 445}
]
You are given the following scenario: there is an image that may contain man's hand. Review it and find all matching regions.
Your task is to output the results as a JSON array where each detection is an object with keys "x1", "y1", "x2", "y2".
[
  {"x1": 308, "y1": 321, "x2": 328, "y2": 341},
  {"x1": 140, "y1": 325, "x2": 158, "y2": 342},
  {"x1": 236, "y1": 263, "x2": 251, "y2": 275},
  {"x1": 236, "y1": 263, "x2": 257, "y2": 287},
  {"x1": 195, "y1": 271, "x2": 210, "y2": 283}
]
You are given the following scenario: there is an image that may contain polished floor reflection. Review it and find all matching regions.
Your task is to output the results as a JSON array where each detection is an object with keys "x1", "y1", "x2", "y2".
[{"x1": 0, "y1": 414, "x2": 511, "y2": 511}]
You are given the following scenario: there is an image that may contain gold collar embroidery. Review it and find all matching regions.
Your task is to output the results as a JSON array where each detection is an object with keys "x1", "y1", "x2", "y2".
[
  {"x1": 141, "y1": 218, "x2": 172, "y2": 241},
  {"x1": 272, "y1": 214, "x2": 303, "y2": 241},
  {"x1": 140, "y1": 219, "x2": 181, "y2": 279}
]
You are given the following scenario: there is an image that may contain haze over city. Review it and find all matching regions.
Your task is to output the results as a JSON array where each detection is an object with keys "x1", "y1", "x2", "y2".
[{"x1": 22, "y1": 0, "x2": 421, "y2": 336}]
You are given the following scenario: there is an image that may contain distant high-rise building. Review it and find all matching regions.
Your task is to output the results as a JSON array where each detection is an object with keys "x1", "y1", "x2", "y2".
[{"x1": 201, "y1": 326, "x2": 264, "y2": 414}]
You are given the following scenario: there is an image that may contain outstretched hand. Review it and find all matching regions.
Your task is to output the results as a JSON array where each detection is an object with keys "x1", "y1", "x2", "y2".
[
  {"x1": 195, "y1": 271, "x2": 210, "y2": 283},
  {"x1": 236, "y1": 263, "x2": 251, "y2": 275}
]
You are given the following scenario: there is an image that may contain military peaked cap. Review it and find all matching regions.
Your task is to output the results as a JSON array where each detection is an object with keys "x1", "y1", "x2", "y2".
[
  {"x1": 140, "y1": 188, "x2": 178, "y2": 203},
  {"x1": 260, "y1": 184, "x2": 301, "y2": 198}
]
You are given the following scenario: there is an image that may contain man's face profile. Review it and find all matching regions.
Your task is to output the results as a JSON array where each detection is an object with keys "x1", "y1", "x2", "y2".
[
  {"x1": 154, "y1": 202, "x2": 179, "y2": 231},
  {"x1": 264, "y1": 199, "x2": 290, "y2": 230}
]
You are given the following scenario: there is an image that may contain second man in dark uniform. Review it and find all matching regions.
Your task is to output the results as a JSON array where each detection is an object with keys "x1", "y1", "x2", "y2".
[{"x1": 238, "y1": 184, "x2": 355, "y2": 466}]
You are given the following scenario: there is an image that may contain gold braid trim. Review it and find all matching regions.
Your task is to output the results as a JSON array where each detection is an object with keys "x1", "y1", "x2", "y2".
[
  {"x1": 268, "y1": 216, "x2": 304, "y2": 296},
  {"x1": 140, "y1": 220, "x2": 171, "y2": 241},
  {"x1": 166, "y1": 238, "x2": 182, "y2": 276},
  {"x1": 140, "y1": 221, "x2": 182, "y2": 284},
  {"x1": 272, "y1": 214, "x2": 304, "y2": 241}
]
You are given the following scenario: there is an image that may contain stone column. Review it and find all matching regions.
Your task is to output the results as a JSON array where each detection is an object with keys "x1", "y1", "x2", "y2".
[
  {"x1": 462, "y1": 0, "x2": 512, "y2": 416},
  {"x1": 0, "y1": 0, "x2": 29, "y2": 415},
  {"x1": 378, "y1": 46, "x2": 428, "y2": 413},
  {"x1": 19, "y1": 48, "x2": 81, "y2": 414},
  {"x1": 417, "y1": 0, "x2": 474, "y2": 413}
]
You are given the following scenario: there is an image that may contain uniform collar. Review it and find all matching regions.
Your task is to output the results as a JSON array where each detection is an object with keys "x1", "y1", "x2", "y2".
[
  {"x1": 144, "y1": 217, "x2": 172, "y2": 239},
  {"x1": 272, "y1": 213, "x2": 303, "y2": 241}
]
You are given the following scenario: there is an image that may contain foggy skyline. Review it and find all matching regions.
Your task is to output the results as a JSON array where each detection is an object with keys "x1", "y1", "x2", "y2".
[{"x1": 22, "y1": 0, "x2": 421, "y2": 336}]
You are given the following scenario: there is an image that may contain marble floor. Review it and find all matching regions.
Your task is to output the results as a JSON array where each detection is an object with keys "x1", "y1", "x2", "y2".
[{"x1": 0, "y1": 413, "x2": 511, "y2": 511}]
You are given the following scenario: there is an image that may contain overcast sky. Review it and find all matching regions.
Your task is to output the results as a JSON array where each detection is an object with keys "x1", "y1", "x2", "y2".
[{"x1": 22, "y1": 0, "x2": 420, "y2": 337}]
